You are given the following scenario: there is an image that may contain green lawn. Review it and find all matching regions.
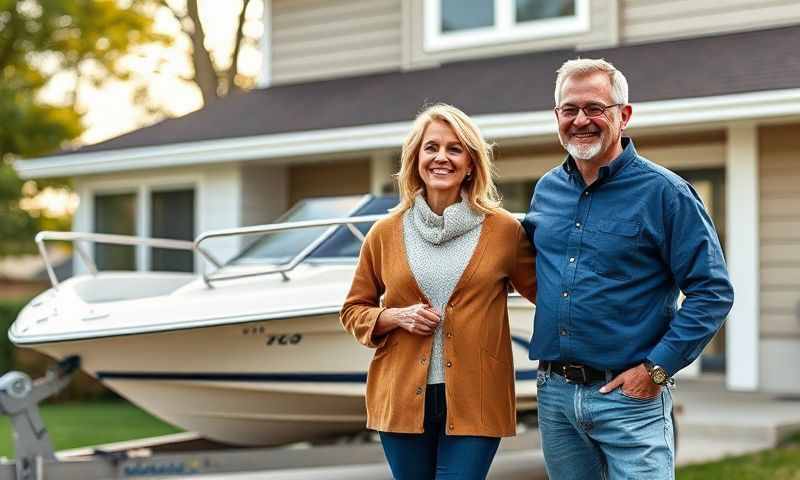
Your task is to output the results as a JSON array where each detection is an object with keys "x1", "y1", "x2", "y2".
[
  {"x1": 678, "y1": 433, "x2": 800, "y2": 480},
  {"x1": 0, "y1": 401, "x2": 182, "y2": 458}
]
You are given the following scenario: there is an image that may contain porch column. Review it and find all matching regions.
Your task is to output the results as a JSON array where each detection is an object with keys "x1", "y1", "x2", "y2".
[
  {"x1": 136, "y1": 185, "x2": 150, "y2": 272},
  {"x1": 72, "y1": 183, "x2": 93, "y2": 276},
  {"x1": 725, "y1": 123, "x2": 760, "y2": 391},
  {"x1": 370, "y1": 151, "x2": 395, "y2": 195}
]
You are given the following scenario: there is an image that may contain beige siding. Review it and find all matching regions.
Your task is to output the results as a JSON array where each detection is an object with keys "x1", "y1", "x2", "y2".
[
  {"x1": 759, "y1": 124, "x2": 800, "y2": 337},
  {"x1": 405, "y1": 0, "x2": 618, "y2": 68},
  {"x1": 240, "y1": 165, "x2": 288, "y2": 226},
  {"x1": 288, "y1": 159, "x2": 371, "y2": 205},
  {"x1": 271, "y1": 0, "x2": 403, "y2": 85},
  {"x1": 622, "y1": 0, "x2": 800, "y2": 44}
]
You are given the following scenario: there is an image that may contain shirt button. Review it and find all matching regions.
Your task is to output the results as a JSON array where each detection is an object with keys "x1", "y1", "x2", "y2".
[
  {"x1": 569, "y1": 257, "x2": 576, "y2": 263},
  {"x1": 560, "y1": 328, "x2": 568, "y2": 336},
  {"x1": 446, "y1": 361, "x2": 453, "y2": 368},
  {"x1": 584, "y1": 191, "x2": 590, "y2": 196},
  {"x1": 416, "y1": 387, "x2": 423, "y2": 395},
  {"x1": 575, "y1": 222, "x2": 581, "y2": 228},
  {"x1": 562, "y1": 291, "x2": 569, "y2": 298}
]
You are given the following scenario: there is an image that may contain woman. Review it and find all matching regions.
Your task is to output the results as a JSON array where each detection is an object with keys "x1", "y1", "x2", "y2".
[{"x1": 340, "y1": 104, "x2": 536, "y2": 479}]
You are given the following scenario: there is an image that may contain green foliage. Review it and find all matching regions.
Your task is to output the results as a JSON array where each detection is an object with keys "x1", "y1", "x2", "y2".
[
  {"x1": 0, "y1": 298, "x2": 26, "y2": 372},
  {"x1": 0, "y1": 0, "x2": 167, "y2": 256},
  {"x1": 0, "y1": 401, "x2": 183, "y2": 457}
]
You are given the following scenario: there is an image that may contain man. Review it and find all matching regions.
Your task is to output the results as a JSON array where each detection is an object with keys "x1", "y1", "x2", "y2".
[{"x1": 522, "y1": 58, "x2": 734, "y2": 479}]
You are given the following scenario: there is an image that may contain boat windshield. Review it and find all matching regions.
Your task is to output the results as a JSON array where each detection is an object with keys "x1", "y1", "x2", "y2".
[{"x1": 228, "y1": 195, "x2": 397, "y2": 266}]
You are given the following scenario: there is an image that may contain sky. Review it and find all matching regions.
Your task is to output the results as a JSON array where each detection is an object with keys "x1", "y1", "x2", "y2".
[{"x1": 41, "y1": 0, "x2": 264, "y2": 146}]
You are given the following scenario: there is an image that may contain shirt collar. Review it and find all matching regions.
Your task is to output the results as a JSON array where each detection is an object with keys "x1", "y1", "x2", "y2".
[{"x1": 561, "y1": 137, "x2": 638, "y2": 180}]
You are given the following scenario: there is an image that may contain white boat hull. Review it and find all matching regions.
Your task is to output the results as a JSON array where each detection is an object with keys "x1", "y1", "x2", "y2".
[{"x1": 28, "y1": 300, "x2": 537, "y2": 446}]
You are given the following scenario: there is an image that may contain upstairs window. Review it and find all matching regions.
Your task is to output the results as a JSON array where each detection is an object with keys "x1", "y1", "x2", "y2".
[{"x1": 425, "y1": 0, "x2": 589, "y2": 51}]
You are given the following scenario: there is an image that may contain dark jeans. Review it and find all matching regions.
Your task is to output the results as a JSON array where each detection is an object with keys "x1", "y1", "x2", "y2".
[{"x1": 378, "y1": 384, "x2": 501, "y2": 480}]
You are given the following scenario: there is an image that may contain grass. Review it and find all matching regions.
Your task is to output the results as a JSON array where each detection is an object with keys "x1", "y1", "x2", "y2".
[
  {"x1": 677, "y1": 432, "x2": 800, "y2": 480},
  {"x1": 0, "y1": 401, "x2": 182, "y2": 458}
]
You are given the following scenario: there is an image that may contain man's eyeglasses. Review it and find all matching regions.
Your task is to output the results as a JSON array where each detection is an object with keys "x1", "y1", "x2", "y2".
[{"x1": 555, "y1": 103, "x2": 622, "y2": 119}]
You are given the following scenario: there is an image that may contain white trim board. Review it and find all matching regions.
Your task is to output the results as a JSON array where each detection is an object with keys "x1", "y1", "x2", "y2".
[{"x1": 15, "y1": 88, "x2": 800, "y2": 179}]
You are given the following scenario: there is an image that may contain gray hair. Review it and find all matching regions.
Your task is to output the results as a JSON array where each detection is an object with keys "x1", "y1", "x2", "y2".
[{"x1": 554, "y1": 58, "x2": 629, "y2": 106}]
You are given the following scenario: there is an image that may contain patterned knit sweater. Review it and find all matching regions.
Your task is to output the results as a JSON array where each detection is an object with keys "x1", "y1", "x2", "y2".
[{"x1": 403, "y1": 193, "x2": 484, "y2": 384}]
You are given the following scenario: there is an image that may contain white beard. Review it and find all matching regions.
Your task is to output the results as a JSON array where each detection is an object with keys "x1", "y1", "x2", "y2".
[
  {"x1": 565, "y1": 141, "x2": 602, "y2": 160},
  {"x1": 560, "y1": 132, "x2": 604, "y2": 161}
]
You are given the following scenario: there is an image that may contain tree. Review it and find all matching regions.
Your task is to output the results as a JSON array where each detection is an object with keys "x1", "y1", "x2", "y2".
[
  {"x1": 0, "y1": 0, "x2": 166, "y2": 256},
  {"x1": 159, "y1": 0, "x2": 261, "y2": 105}
]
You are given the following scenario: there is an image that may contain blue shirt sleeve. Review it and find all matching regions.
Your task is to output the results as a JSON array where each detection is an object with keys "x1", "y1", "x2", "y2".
[{"x1": 647, "y1": 182, "x2": 735, "y2": 375}]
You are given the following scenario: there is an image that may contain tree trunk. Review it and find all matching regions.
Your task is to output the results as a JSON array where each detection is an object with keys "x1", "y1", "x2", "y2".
[
  {"x1": 186, "y1": 0, "x2": 219, "y2": 103},
  {"x1": 225, "y1": 0, "x2": 253, "y2": 93}
]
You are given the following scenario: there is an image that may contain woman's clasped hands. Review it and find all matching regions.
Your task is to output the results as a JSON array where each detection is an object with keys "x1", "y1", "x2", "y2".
[{"x1": 382, "y1": 303, "x2": 441, "y2": 336}]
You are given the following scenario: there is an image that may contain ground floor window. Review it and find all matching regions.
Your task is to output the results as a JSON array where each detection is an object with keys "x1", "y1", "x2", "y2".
[
  {"x1": 151, "y1": 189, "x2": 195, "y2": 272},
  {"x1": 675, "y1": 168, "x2": 726, "y2": 372},
  {"x1": 94, "y1": 193, "x2": 136, "y2": 270}
]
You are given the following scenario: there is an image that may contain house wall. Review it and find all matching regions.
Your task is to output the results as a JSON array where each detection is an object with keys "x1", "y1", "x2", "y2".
[
  {"x1": 241, "y1": 164, "x2": 288, "y2": 227},
  {"x1": 404, "y1": 0, "x2": 617, "y2": 68},
  {"x1": 758, "y1": 123, "x2": 800, "y2": 394},
  {"x1": 621, "y1": 0, "x2": 800, "y2": 44},
  {"x1": 288, "y1": 159, "x2": 371, "y2": 205},
  {"x1": 268, "y1": 0, "x2": 800, "y2": 86},
  {"x1": 269, "y1": 0, "x2": 617, "y2": 84},
  {"x1": 270, "y1": 0, "x2": 403, "y2": 85},
  {"x1": 494, "y1": 140, "x2": 725, "y2": 181}
]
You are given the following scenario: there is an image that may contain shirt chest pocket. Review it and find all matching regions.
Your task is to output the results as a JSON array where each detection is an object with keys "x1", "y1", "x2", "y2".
[{"x1": 584, "y1": 219, "x2": 641, "y2": 280}]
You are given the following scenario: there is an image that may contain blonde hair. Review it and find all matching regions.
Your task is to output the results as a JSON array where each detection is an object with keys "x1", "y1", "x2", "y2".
[
  {"x1": 392, "y1": 103, "x2": 500, "y2": 215},
  {"x1": 554, "y1": 58, "x2": 629, "y2": 106}
]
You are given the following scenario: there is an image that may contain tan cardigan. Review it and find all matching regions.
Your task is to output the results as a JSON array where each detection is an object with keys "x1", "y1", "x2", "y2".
[{"x1": 340, "y1": 209, "x2": 536, "y2": 437}]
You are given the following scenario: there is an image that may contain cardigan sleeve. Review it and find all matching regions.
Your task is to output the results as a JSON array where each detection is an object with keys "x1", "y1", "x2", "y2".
[
  {"x1": 340, "y1": 228, "x2": 389, "y2": 349},
  {"x1": 509, "y1": 221, "x2": 537, "y2": 303}
]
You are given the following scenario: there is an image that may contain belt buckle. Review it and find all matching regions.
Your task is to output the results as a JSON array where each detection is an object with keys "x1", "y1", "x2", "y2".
[{"x1": 562, "y1": 364, "x2": 588, "y2": 384}]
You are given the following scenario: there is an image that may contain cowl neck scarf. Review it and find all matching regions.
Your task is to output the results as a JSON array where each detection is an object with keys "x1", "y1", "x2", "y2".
[{"x1": 411, "y1": 192, "x2": 485, "y2": 245}]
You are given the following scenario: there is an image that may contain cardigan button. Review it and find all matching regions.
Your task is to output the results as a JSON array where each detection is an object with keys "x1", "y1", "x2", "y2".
[
  {"x1": 420, "y1": 357, "x2": 426, "y2": 365},
  {"x1": 446, "y1": 361, "x2": 453, "y2": 368},
  {"x1": 416, "y1": 387, "x2": 423, "y2": 395},
  {"x1": 448, "y1": 424, "x2": 454, "y2": 430},
  {"x1": 446, "y1": 332, "x2": 453, "y2": 338}
]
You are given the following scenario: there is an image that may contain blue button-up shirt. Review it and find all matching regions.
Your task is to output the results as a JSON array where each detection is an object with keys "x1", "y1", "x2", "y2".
[{"x1": 522, "y1": 138, "x2": 734, "y2": 375}]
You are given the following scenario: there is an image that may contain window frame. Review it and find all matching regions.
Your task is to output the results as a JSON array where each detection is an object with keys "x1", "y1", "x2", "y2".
[{"x1": 423, "y1": 0, "x2": 590, "y2": 52}]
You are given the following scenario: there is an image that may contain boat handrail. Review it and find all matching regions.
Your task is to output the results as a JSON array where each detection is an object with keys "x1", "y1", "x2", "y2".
[
  {"x1": 194, "y1": 214, "x2": 385, "y2": 287},
  {"x1": 36, "y1": 213, "x2": 526, "y2": 290},
  {"x1": 34, "y1": 231, "x2": 203, "y2": 288}
]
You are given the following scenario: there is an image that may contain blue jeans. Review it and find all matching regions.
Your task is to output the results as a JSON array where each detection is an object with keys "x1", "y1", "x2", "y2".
[
  {"x1": 378, "y1": 384, "x2": 501, "y2": 480},
  {"x1": 537, "y1": 367, "x2": 674, "y2": 480}
]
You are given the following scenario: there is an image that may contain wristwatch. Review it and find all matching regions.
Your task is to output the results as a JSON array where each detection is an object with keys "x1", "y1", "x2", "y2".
[{"x1": 644, "y1": 361, "x2": 670, "y2": 386}]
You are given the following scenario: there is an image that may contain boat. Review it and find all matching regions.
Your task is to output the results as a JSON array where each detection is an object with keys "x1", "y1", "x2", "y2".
[{"x1": 9, "y1": 195, "x2": 538, "y2": 446}]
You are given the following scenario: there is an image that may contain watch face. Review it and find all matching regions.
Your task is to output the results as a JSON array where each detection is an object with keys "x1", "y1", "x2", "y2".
[{"x1": 652, "y1": 368, "x2": 668, "y2": 385}]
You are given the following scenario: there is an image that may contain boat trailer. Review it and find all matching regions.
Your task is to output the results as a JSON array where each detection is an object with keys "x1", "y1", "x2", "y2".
[{"x1": 0, "y1": 359, "x2": 395, "y2": 479}]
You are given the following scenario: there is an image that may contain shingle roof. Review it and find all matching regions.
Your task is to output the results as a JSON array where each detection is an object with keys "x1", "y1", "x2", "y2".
[{"x1": 62, "y1": 25, "x2": 800, "y2": 156}]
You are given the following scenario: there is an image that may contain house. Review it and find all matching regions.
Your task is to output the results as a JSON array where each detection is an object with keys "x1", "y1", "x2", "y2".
[{"x1": 14, "y1": 0, "x2": 800, "y2": 395}]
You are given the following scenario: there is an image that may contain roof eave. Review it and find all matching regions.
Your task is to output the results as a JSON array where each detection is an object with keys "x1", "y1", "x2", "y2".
[{"x1": 15, "y1": 88, "x2": 800, "y2": 179}]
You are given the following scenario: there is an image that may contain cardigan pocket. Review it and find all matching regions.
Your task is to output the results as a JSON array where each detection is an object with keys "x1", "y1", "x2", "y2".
[
  {"x1": 480, "y1": 349, "x2": 515, "y2": 433},
  {"x1": 366, "y1": 340, "x2": 397, "y2": 426}
]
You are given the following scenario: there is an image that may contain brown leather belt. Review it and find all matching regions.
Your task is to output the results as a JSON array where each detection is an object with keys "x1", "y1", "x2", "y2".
[{"x1": 540, "y1": 361, "x2": 618, "y2": 385}]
